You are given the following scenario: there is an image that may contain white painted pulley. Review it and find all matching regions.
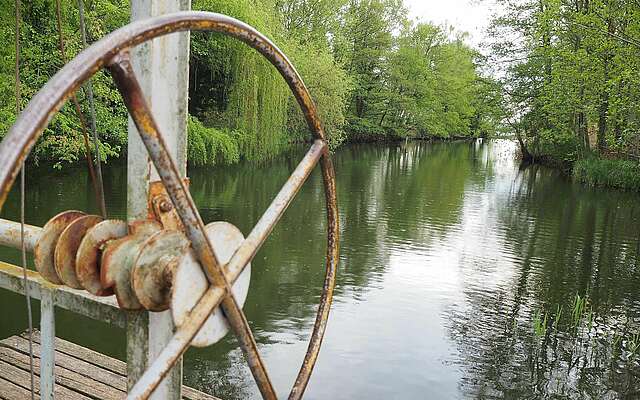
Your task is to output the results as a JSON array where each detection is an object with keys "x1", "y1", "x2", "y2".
[{"x1": 171, "y1": 221, "x2": 251, "y2": 347}]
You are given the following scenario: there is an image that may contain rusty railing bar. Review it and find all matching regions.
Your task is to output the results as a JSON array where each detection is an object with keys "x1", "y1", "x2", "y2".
[
  {"x1": 108, "y1": 51, "x2": 277, "y2": 400},
  {"x1": 0, "y1": 261, "x2": 125, "y2": 327},
  {"x1": 0, "y1": 218, "x2": 41, "y2": 252}
]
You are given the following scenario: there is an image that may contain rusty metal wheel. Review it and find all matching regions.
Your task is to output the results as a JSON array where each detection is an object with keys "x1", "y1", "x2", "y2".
[{"x1": 0, "y1": 11, "x2": 339, "y2": 400}]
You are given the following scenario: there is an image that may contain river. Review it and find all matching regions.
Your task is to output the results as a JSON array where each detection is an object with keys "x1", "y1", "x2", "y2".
[{"x1": 1, "y1": 139, "x2": 639, "y2": 399}]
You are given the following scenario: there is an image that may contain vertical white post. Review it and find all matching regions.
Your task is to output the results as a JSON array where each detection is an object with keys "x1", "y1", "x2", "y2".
[
  {"x1": 126, "y1": 1, "x2": 191, "y2": 399},
  {"x1": 40, "y1": 288, "x2": 55, "y2": 400}
]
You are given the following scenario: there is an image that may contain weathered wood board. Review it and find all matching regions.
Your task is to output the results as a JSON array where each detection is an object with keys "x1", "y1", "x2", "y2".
[{"x1": 0, "y1": 331, "x2": 219, "y2": 400}]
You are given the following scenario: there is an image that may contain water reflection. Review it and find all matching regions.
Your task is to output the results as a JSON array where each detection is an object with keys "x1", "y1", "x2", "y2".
[
  {"x1": 1, "y1": 140, "x2": 639, "y2": 399},
  {"x1": 445, "y1": 143, "x2": 640, "y2": 399}
]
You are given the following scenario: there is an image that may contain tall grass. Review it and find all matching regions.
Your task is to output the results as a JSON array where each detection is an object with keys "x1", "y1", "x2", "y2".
[
  {"x1": 531, "y1": 293, "x2": 638, "y2": 365},
  {"x1": 573, "y1": 157, "x2": 640, "y2": 191}
]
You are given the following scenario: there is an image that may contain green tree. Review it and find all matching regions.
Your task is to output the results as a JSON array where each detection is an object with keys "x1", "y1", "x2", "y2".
[
  {"x1": 1, "y1": 0, "x2": 128, "y2": 168},
  {"x1": 490, "y1": 0, "x2": 640, "y2": 171}
]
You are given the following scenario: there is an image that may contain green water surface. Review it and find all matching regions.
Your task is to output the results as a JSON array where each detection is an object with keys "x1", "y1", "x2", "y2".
[{"x1": 1, "y1": 139, "x2": 639, "y2": 399}]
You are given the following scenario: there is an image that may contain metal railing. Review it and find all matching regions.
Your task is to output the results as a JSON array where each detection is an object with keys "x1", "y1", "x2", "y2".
[{"x1": 0, "y1": 220, "x2": 125, "y2": 398}]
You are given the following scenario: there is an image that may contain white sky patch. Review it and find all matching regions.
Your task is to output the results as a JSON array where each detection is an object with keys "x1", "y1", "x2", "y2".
[{"x1": 403, "y1": 0, "x2": 495, "y2": 48}]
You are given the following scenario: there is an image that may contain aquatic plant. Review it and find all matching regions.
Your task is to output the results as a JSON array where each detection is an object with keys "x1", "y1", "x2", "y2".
[
  {"x1": 573, "y1": 157, "x2": 640, "y2": 191},
  {"x1": 571, "y1": 293, "x2": 587, "y2": 328},
  {"x1": 532, "y1": 309, "x2": 548, "y2": 339}
]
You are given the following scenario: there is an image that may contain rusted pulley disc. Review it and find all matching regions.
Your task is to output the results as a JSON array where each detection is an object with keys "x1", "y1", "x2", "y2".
[
  {"x1": 54, "y1": 214, "x2": 103, "y2": 289},
  {"x1": 101, "y1": 220, "x2": 162, "y2": 310},
  {"x1": 132, "y1": 230, "x2": 190, "y2": 312},
  {"x1": 76, "y1": 219, "x2": 128, "y2": 296},
  {"x1": 172, "y1": 221, "x2": 251, "y2": 347},
  {"x1": 34, "y1": 210, "x2": 86, "y2": 284}
]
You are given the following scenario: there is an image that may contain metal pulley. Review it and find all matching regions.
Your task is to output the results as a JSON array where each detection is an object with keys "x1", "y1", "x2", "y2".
[
  {"x1": 171, "y1": 222, "x2": 251, "y2": 347},
  {"x1": 34, "y1": 210, "x2": 86, "y2": 285},
  {"x1": 76, "y1": 219, "x2": 128, "y2": 295},
  {"x1": 32, "y1": 205, "x2": 251, "y2": 347},
  {"x1": 101, "y1": 220, "x2": 162, "y2": 310}
]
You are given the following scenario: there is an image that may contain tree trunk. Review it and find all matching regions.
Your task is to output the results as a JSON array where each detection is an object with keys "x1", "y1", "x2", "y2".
[{"x1": 515, "y1": 126, "x2": 532, "y2": 161}]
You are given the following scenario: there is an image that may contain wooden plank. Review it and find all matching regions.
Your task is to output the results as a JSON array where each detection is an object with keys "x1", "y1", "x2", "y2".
[
  {"x1": 0, "y1": 376, "x2": 32, "y2": 400},
  {"x1": 0, "y1": 346, "x2": 125, "y2": 400},
  {"x1": 4, "y1": 335, "x2": 125, "y2": 391},
  {"x1": 12, "y1": 332, "x2": 219, "y2": 400},
  {"x1": 27, "y1": 330, "x2": 126, "y2": 376},
  {"x1": 0, "y1": 359, "x2": 90, "y2": 400}
]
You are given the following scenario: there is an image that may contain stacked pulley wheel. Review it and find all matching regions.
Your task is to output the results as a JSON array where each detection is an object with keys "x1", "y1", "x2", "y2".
[{"x1": 34, "y1": 210, "x2": 251, "y2": 347}]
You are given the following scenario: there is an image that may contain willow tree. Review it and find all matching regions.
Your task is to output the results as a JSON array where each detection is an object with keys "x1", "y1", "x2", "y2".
[
  {"x1": 277, "y1": 0, "x2": 353, "y2": 148},
  {"x1": 191, "y1": 0, "x2": 291, "y2": 162}
]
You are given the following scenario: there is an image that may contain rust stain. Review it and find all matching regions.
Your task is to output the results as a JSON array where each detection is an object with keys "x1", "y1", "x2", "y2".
[
  {"x1": 131, "y1": 230, "x2": 189, "y2": 312},
  {"x1": 54, "y1": 215, "x2": 103, "y2": 289},
  {"x1": 147, "y1": 179, "x2": 189, "y2": 231},
  {"x1": 101, "y1": 220, "x2": 162, "y2": 310},
  {"x1": 75, "y1": 219, "x2": 127, "y2": 296}
]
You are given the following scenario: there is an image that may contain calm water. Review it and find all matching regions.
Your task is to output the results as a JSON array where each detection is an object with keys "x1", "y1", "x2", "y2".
[{"x1": 1, "y1": 139, "x2": 639, "y2": 399}]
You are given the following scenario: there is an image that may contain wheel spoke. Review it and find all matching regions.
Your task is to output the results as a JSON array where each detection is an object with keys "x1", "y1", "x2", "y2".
[
  {"x1": 108, "y1": 51, "x2": 277, "y2": 400},
  {"x1": 128, "y1": 286, "x2": 225, "y2": 400},
  {"x1": 225, "y1": 140, "x2": 325, "y2": 281}
]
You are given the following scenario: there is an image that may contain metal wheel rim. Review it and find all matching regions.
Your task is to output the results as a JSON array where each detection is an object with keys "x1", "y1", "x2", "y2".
[{"x1": 0, "y1": 11, "x2": 339, "y2": 400}]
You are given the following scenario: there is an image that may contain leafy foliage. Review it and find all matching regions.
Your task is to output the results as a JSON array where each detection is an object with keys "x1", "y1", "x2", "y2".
[
  {"x1": 1, "y1": 0, "x2": 128, "y2": 168},
  {"x1": 489, "y1": 0, "x2": 640, "y2": 188},
  {"x1": 187, "y1": 116, "x2": 240, "y2": 166},
  {"x1": 3, "y1": 0, "x2": 501, "y2": 168}
]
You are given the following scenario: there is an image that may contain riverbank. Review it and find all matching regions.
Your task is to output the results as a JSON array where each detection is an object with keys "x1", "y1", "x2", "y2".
[{"x1": 520, "y1": 146, "x2": 640, "y2": 192}]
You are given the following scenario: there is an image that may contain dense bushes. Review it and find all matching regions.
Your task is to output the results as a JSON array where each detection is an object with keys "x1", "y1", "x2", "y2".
[
  {"x1": 187, "y1": 116, "x2": 241, "y2": 166},
  {"x1": 530, "y1": 130, "x2": 581, "y2": 165}
]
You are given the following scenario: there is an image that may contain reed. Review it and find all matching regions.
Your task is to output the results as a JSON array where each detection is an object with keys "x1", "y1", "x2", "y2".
[
  {"x1": 533, "y1": 309, "x2": 548, "y2": 339},
  {"x1": 573, "y1": 157, "x2": 640, "y2": 191}
]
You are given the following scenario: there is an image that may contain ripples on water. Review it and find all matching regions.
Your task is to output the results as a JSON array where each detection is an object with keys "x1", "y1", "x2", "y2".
[{"x1": 1, "y1": 139, "x2": 639, "y2": 399}]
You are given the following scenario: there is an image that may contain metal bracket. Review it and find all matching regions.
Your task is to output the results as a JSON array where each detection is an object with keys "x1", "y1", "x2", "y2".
[{"x1": 147, "y1": 179, "x2": 189, "y2": 231}]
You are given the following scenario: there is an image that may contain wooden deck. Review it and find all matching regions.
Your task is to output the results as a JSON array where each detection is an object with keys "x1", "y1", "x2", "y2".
[{"x1": 0, "y1": 331, "x2": 218, "y2": 400}]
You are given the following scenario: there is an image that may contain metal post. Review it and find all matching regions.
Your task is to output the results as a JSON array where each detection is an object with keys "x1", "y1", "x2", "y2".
[
  {"x1": 126, "y1": 1, "x2": 190, "y2": 399},
  {"x1": 40, "y1": 288, "x2": 55, "y2": 400}
]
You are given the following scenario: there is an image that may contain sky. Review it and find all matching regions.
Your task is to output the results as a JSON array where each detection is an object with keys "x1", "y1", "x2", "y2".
[{"x1": 403, "y1": 0, "x2": 495, "y2": 48}]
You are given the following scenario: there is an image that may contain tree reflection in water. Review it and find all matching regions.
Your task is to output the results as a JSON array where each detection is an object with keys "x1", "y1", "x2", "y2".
[
  {"x1": 1, "y1": 139, "x2": 639, "y2": 399},
  {"x1": 446, "y1": 144, "x2": 640, "y2": 399}
]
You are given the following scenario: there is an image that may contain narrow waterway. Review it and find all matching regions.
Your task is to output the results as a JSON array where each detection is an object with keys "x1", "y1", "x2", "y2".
[{"x1": 1, "y1": 139, "x2": 639, "y2": 399}]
